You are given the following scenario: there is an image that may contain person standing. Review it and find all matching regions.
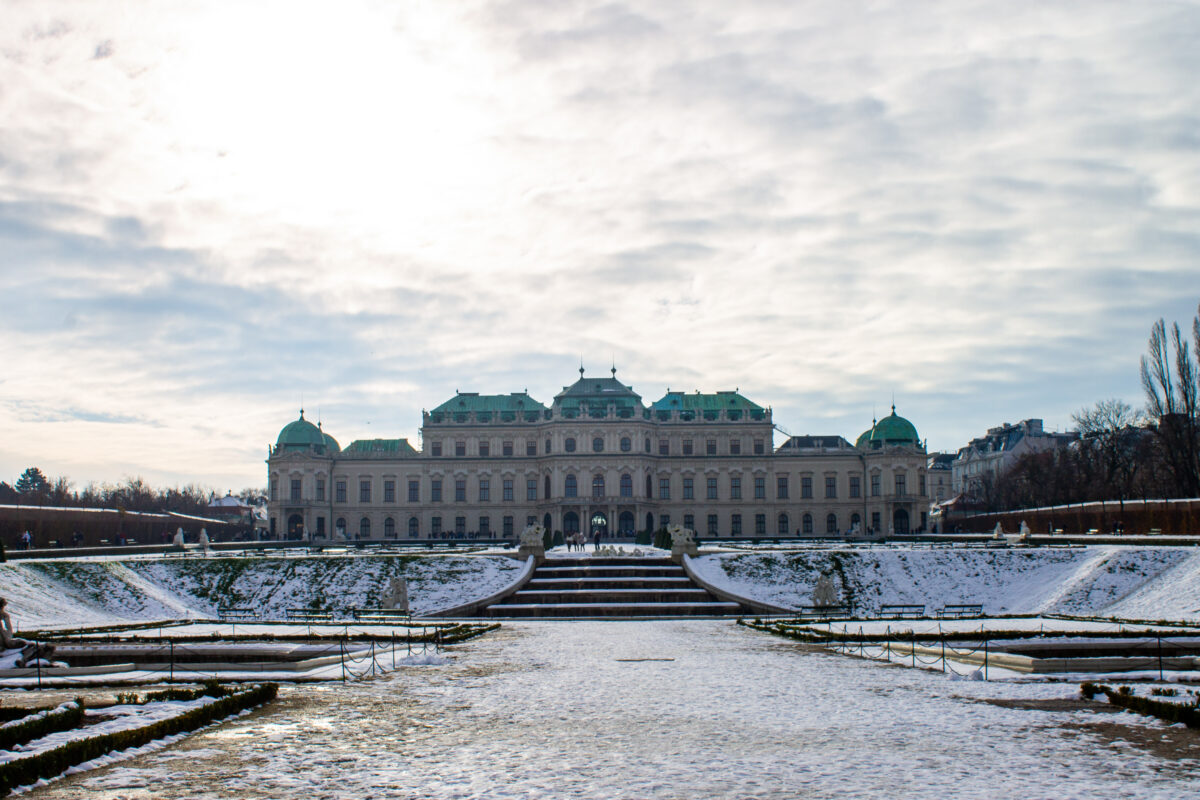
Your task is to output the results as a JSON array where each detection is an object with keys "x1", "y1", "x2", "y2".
[{"x1": 20, "y1": 531, "x2": 31, "y2": 550}]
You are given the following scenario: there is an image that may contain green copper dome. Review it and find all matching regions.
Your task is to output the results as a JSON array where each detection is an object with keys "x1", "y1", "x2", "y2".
[
  {"x1": 322, "y1": 430, "x2": 340, "y2": 453},
  {"x1": 276, "y1": 412, "x2": 325, "y2": 451},
  {"x1": 868, "y1": 408, "x2": 919, "y2": 447}
]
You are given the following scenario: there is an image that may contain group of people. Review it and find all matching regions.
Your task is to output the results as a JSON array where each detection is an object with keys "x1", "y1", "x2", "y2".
[{"x1": 563, "y1": 530, "x2": 605, "y2": 551}]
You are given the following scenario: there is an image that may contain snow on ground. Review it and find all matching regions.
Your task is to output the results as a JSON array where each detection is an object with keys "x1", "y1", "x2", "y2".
[
  {"x1": 0, "y1": 555, "x2": 522, "y2": 629},
  {"x1": 692, "y1": 545, "x2": 1200, "y2": 620}
]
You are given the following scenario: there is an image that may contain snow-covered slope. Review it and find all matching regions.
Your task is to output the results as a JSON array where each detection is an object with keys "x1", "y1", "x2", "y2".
[
  {"x1": 691, "y1": 546, "x2": 1200, "y2": 620},
  {"x1": 0, "y1": 555, "x2": 523, "y2": 629}
]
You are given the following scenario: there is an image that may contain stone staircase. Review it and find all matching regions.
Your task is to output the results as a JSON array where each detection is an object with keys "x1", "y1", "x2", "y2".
[{"x1": 483, "y1": 556, "x2": 745, "y2": 618}]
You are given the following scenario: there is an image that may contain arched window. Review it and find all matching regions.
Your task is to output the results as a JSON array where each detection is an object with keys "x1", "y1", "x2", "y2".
[
  {"x1": 565, "y1": 437, "x2": 577, "y2": 453},
  {"x1": 850, "y1": 513, "x2": 861, "y2": 529},
  {"x1": 645, "y1": 512, "x2": 654, "y2": 532},
  {"x1": 620, "y1": 437, "x2": 631, "y2": 452},
  {"x1": 565, "y1": 474, "x2": 578, "y2": 498},
  {"x1": 592, "y1": 437, "x2": 604, "y2": 453},
  {"x1": 384, "y1": 517, "x2": 395, "y2": 538},
  {"x1": 545, "y1": 474, "x2": 551, "y2": 499},
  {"x1": 777, "y1": 513, "x2": 789, "y2": 535},
  {"x1": 645, "y1": 473, "x2": 653, "y2": 498},
  {"x1": 802, "y1": 513, "x2": 813, "y2": 535},
  {"x1": 408, "y1": 517, "x2": 419, "y2": 537},
  {"x1": 359, "y1": 517, "x2": 371, "y2": 538},
  {"x1": 592, "y1": 474, "x2": 605, "y2": 497},
  {"x1": 336, "y1": 517, "x2": 347, "y2": 536},
  {"x1": 644, "y1": 437, "x2": 651, "y2": 453},
  {"x1": 620, "y1": 473, "x2": 633, "y2": 497},
  {"x1": 826, "y1": 513, "x2": 838, "y2": 534},
  {"x1": 563, "y1": 511, "x2": 580, "y2": 533},
  {"x1": 619, "y1": 511, "x2": 635, "y2": 534}
]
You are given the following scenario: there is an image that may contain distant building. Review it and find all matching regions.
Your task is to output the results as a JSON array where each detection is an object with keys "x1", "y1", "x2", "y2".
[
  {"x1": 926, "y1": 453, "x2": 956, "y2": 503},
  {"x1": 266, "y1": 368, "x2": 932, "y2": 541},
  {"x1": 952, "y1": 419, "x2": 1077, "y2": 498}
]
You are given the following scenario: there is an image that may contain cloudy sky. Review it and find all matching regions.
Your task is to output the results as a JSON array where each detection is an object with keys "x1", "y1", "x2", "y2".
[{"x1": 2, "y1": 1, "x2": 1199, "y2": 493}]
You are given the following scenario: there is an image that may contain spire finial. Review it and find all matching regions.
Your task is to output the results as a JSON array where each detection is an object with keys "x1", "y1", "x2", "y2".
[{"x1": 579, "y1": 358, "x2": 585, "y2": 378}]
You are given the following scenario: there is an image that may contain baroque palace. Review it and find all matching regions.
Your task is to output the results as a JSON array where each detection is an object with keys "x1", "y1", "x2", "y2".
[{"x1": 267, "y1": 368, "x2": 931, "y2": 541}]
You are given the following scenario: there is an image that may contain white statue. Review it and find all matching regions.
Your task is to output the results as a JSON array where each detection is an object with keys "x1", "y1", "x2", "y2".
[
  {"x1": 668, "y1": 524, "x2": 695, "y2": 548},
  {"x1": 385, "y1": 576, "x2": 409, "y2": 612},
  {"x1": 519, "y1": 524, "x2": 546, "y2": 548},
  {"x1": 173, "y1": 527, "x2": 185, "y2": 547},
  {"x1": 1018, "y1": 520, "x2": 1031, "y2": 542},
  {"x1": 993, "y1": 522, "x2": 1004, "y2": 539},
  {"x1": 199, "y1": 528, "x2": 210, "y2": 551},
  {"x1": 811, "y1": 574, "x2": 839, "y2": 607}
]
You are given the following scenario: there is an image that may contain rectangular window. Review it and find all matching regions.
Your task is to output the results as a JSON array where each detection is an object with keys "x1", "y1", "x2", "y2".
[
  {"x1": 871, "y1": 511, "x2": 881, "y2": 531},
  {"x1": 706, "y1": 439, "x2": 717, "y2": 456},
  {"x1": 707, "y1": 514, "x2": 719, "y2": 535},
  {"x1": 360, "y1": 480, "x2": 371, "y2": 503},
  {"x1": 683, "y1": 513, "x2": 695, "y2": 530},
  {"x1": 683, "y1": 478, "x2": 694, "y2": 500},
  {"x1": 455, "y1": 516, "x2": 466, "y2": 535},
  {"x1": 871, "y1": 474, "x2": 881, "y2": 497},
  {"x1": 545, "y1": 439, "x2": 551, "y2": 454},
  {"x1": 801, "y1": 476, "x2": 813, "y2": 499},
  {"x1": 479, "y1": 479, "x2": 490, "y2": 502},
  {"x1": 527, "y1": 479, "x2": 537, "y2": 501},
  {"x1": 431, "y1": 516, "x2": 442, "y2": 535},
  {"x1": 384, "y1": 480, "x2": 395, "y2": 503},
  {"x1": 659, "y1": 439, "x2": 669, "y2": 456},
  {"x1": 706, "y1": 477, "x2": 718, "y2": 500},
  {"x1": 503, "y1": 516, "x2": 513, "y2": 537},
  {"x1": 731, "y1": 514, "x2": 742, "y2": 536},
  {"x1": 754, "y1": 477, "x2": 765, "y2": 499},
  {"x1": 479, "y1": 441, "x2": 489, "y2": 457},
  {"x1": 849, "y1": 476, "x2": 861, "y2": 499},
  {"x1": 270, "y1": 478, "x2": 277, "y2": 501},
  {"x1": 455, "y1": 479, "x2": 466, "y2": 502},
  {"x1": 290, "y1": 479, "x2": 301, "y2": 501},
  {"x1": 455, "y1": 441, "x2": 466, "y2": 457},
  {"x1": 527, "y1": 441, "x2": 537, "y2": 456},
  {"x1": 659, "y1": 514, "x2": 670, "y2": 528},
  {"x1": 895, "y1": 474, "x2": 906, "y2": 496},
  {"x1": 825, "y1": 476, "x2": 837, "y2": 499},
  {"x1": 730, "y1": 476, "x2": 741, "y2": 500},
  {"x1": 730, "y1": 439, "x2": 741, "y2": 455},
  {"x1": 316, "y1": 479, "x2": 325, "y2": 502},
  {"x1": 778, "y1": 515, "x2": 790, "y2": 536},
  {"x1": 431, "y1": 480, "x2": 442, "y2": 502},
  {"x1": 919, "y1": 474, "x2": 926, "y2": 495},
  {"x1": 659, "y1": 477, "x2": 670, "y2": 500},
  {"x1": 408, "y1": 480, "x2": 419, "y2": 502},
  {"x1": 503, "y1": 441, "x2": 513, "y2": 457},
  {"x1": 755, "y1": 513, "x2": 766, "y2": 535},
  {"x1": 503, "y1": 479, "x2": 514, "y2": 501},
  {"x1": 479, "y1": 516, "x2": 490, "y2": 535},
  {"x1": 776, "y1": 475, "x2": 789, "y2": 500},
  {"x1": 431, "y1": 441, "x2": 442, "y2": 457},
  {"x1": 683, "y1": 439, "x2": 693, "y2": 456},
  {"x1": 754, "y1": 439, "x2": 764, "y2": 455},
  {"x1": 335, "y1": 481, "x2": 347, "y2": 503},
  {"x1": 526, "y1": 515, "x2": 536, "y2": 527}
]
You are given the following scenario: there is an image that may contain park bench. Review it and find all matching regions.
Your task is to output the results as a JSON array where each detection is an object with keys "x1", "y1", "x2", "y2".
[
  {"x1": 879, "y1": 604, "x2": 925, "y2": 619},
  {"x1": 218, "y1": 608, "x2": 259, "y2": 621},
  {"x1": 1149, "y1": 528, "x2": 1162, "y2": 535},
  {"x1": 797, "y1": 604, "x2": 852, "y2": 619},
  {"x1": 286, "y1": 608, "x2": 335, "y2": 622},
  {"x1": 351, "y1": 608, "x2": 411, "y2": 622},
  {"x1": 936, "y1": 604, "x2": 984, "y2": 619}
]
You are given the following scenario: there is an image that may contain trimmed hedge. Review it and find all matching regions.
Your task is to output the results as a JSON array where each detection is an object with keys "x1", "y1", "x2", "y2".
[
  {"x1": 1080, "y1": 682, "x2": 1200, "y2": 728},
  {"x1": 0, "y1": 702, "x2": 85, "y2": 752},
  {"x1": 0, "y1": 682, "x2": 277, "y2": 795},
  {"x1": 44, "y1": 623, "x2": 495, "y2": 646}
]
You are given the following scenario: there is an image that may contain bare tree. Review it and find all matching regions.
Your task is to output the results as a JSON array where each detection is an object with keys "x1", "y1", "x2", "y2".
[
  {"x1": 1140, "y1": 304, "x2": 1200, "y2": 497},
  {"x1": 1072, "y1": 399, "x2": 1147, "y2": 512}
]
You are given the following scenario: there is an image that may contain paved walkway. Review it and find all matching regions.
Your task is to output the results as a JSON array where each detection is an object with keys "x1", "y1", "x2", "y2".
[{"x1": 32, "y1": 620, "x2": 1200, "y2": 799}]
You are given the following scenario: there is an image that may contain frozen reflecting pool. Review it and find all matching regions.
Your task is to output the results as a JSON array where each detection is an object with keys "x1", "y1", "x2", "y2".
[{"x1": 30, "y1": 620, "x2": 1200, "y2": 799}]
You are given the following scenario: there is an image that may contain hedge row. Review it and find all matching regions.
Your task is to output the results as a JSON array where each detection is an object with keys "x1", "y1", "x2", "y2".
[
  {"x1": 0, "y1": 702, "x2": 85, "y2": 752},
  {"x1": 1080, "y1": 682, "x2": 1200, "y2": 728},
  {"x1": 743, "y1": 618, "x2": 1195, "y2": 646},
  {"x1": 0, "y1": 682, "x2": 277, "y2": 795},
  {"x1": 45, "y1": 625, "x2": 490, "y2": 646}
]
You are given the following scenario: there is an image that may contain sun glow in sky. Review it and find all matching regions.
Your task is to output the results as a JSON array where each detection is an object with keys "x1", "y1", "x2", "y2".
[{"x1": 2, "y1": 1, "x2": 1199, "y2": 491}]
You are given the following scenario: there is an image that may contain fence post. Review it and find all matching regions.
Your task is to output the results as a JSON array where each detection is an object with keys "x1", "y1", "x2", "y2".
[
  {"x1": 169, "y1": 640, "x2": 174, "y2": 682},
  {"x1": 35, "y1": 642, "x2": 42, "y2": 688},
  {"x1": 940, "y1": 632, "x2": 946, "y2": 673},
  {"x1": 340, "y1": 639, "x2": 346, "y2": 683},
  {"x1": 885, "y1": 625, "x2": 891, "y2": 660},
  {"x1": 1158, "y1": 634, "x2": 1163, "y2": 681},
  {"x1": 983, "y1": 635, "x2": 988, "y2": 681},
  {"x1": 392, "y1": 630, "x2": 396, "y2": 670},
  {"x1": 371, "y1": 639, "x2": 376, "y2": 678}
]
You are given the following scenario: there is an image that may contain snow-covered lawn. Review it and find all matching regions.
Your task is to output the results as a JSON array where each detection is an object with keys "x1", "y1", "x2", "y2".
[{"x1": 691, "y1": 545, "x2": 1200, "y2": 621}]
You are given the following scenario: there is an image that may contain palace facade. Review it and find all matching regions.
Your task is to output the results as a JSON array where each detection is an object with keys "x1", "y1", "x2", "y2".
[{"x1": 266, "y1": 368, "x2": 931, "y2": 541}]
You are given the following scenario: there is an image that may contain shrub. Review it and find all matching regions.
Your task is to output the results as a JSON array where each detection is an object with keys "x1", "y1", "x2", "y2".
[
  {"x1": 552, "y1": 530, "x2": 564, "y2": 547},
  {"x1": 634, "y1": 530, "x2": 651, "y2": 545},
  {"x1": 1080, "y1": 682, "x2": 1200, "y2": 728},
  {"x1": 653, "y1": 528, "x2": 671, "y2": 550},
  {"x1": 0, "y1": 701, "x2": 85, "y2": 751},
  {"x1": 542, "y1": 529, "x2": 553, "y2": 550}
]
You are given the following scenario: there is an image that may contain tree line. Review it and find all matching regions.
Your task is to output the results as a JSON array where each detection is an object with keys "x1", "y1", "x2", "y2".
[
  {"x1": 0, "y1": 469, "x2": 265, "y2": 516},
  {"x1": 968, "y1": 302, "x2": 1200, "y2": 512}
]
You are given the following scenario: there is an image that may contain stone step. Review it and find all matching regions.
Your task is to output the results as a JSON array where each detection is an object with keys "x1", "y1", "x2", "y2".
[
  {"x1": 536, "y1": 566, "x2": 686, "y2": 579},
  {"x1": 544, "y1": 557, "x2": 676, "y2": 567},
  {"x1": 528, "y1": 577, "x2": 694, "y2": 590},
  {"x1": 484, "y1": 601, "x2": 743, "y2": 618},
  {"x1": 503, "y1": 589, "x2": 714, "y2": 604}
]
